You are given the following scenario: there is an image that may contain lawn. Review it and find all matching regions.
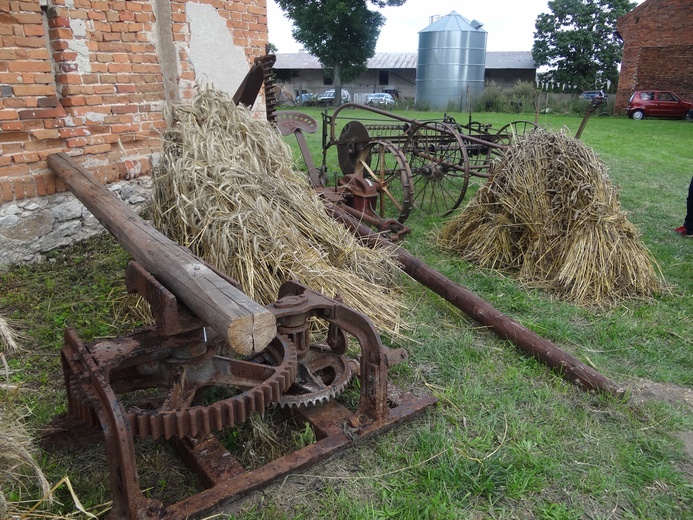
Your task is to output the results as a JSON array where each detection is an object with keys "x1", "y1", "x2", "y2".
[{"x1": 1, "y1": 108, "x2": 691, "y2": 519}]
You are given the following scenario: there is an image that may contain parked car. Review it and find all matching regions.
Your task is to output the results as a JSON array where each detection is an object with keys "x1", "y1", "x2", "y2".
[
  {"x1": 366, "y1": 92, "x2": 395, "y2": 107},
  {"x1": 579, "y1": 90, "x2": 607, "y2": 100},
  {"x1": 295, "y1": 92, "x2": 316, "y2": 104},
  {"x1": 318, "y1": 89, "x2": 350, "y2": 105},
  {"x1": 627, "y1": 90, "x2": 693, "y2": 120}
]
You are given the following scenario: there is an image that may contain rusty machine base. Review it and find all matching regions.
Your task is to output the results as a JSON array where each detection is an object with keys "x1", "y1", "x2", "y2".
[{"x1": 43, "y1": 261, "x2": 436, "y2": 520}]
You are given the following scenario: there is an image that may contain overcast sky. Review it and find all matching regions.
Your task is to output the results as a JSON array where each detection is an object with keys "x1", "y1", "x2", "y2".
[{"x1": 267, "y1": 0, "x2": 645, "y2": 54}]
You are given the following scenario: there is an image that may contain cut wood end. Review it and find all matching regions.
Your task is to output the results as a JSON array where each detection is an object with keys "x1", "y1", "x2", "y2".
[{"x1": 226, "y1": 310, "x2": 277, "y2": 356}]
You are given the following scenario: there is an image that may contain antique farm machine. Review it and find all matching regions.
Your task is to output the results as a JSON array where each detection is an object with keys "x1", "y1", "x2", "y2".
[
  {"x1": 277, "y1": 103, "x2": 539, "y2": 227},
  {"x1": 44, "y1": 152, "x2": 436, "y2": 520}
]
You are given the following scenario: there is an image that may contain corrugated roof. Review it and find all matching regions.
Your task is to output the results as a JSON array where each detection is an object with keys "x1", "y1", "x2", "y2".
[
  {"x1": 419, "y1": 11, "x2": 486, "y2": 33},
  {"x1": 485, "y1": 51, "x2": 535, "y2": 69},
  {"x1": 274, "y1": 52, "x2": 418, "y2": 70},
  {"x1": 274, "y1": 51, "x2": 534, "y2": 71}
]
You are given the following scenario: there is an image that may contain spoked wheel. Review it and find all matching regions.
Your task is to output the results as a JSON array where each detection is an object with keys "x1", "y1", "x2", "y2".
[
  {"x1": 494, "y1": 120, "x2": 541, "y2": 147},
  {"x1": 403, "y1": 122, "x2": 470, "y2": 216},
  {"x1": 353, "y1": 140, "x2": 414, "y2": 223}
]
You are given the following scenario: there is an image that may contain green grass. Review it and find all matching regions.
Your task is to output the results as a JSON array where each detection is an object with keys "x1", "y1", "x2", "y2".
[{"x1": 1, "y1": 109, "x2": 692, "y2": 519}]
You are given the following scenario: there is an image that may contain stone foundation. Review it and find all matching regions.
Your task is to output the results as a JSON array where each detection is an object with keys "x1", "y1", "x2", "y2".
[{"x1": 0, "y1": 176, "x2": 152, "y2": 268}]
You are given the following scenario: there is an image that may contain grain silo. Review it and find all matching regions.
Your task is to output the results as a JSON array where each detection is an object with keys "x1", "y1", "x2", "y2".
[{"x1": 416, "y1": 11, "x2": 487, "y2": 110}]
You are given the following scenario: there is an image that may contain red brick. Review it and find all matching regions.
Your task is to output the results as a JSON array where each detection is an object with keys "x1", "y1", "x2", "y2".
[
  {"x1": 24, "y1": 24, "x2": 45, "y2": 37},
  {"x1": 12, "y1": 152, "x2": 40, "y2": 163},
  {"x1": 59, "y1": 96, "x2": 86, "y2": 107},
  {"x1": 88, "y1": 11, "x2": 107, "y2": 20},
  {"x1": 1, "y1": 121, "x2": 24, "y2": 131},
  {"x1": 30, "y1": 129, "x2": 61, "y2": 140},
  {"x1": 7, "y1": 61, "x2": 52, "y2": 73},
  {"x1": 59, "y1": 127, "x2": 90, "y2": 138},
  {"x1": 23, "y1": 176, "x2": 37, "y2": 198},
  {"x1": 112, "y1": 105, "x2": 137, "y2": 114},
  {"x1": 48, "y1": 17, "x2": 71, "y2": 29},
  {"x1": 94, "y1": 84, "x2": 115, "y2": 94},
  {"x1": 55, "y1": 73, "x2": 82, "y2": 85},
  {"x1": 11, "y1": 180, "x2": 26, "y2": 200},
  {"x1": 65, "y1": 137, "x2": 87, "y2": 147},
  {"x1": 0, "y1": 109, "x2": 19, "y2": 120},
  {"x1": 44, "y1": 171, "x2": 56, "y2": 195},
  {"x1": 34, "y1": 172, "x2": 47, "y2": 196},
  {"x1": 0, "y1": 131, "x2": 29, "y2": 143},
  {"x1": 49, "y1": 28, "x2": 74, "y2": 39},
  {"x1": 37, "y1": 146, "x2": 66, "y2": 160},
  {"x1": 37, "y1": 95, "x2": 61, "y2": 108},
  {"x1": 16, "y1": 2, "x2": 41, "y2": 12},
  {"x1": 0, "y1": 178, "x2": 13, "y2": 203},
  {"x1": 12, "y1": 84, "x2": 57, "y2": 96}
]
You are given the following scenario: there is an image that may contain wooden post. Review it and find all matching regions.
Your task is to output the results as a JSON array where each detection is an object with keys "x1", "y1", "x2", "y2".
[{"x1": 47, "y1": 153, "x2": 276, "y2": 356}]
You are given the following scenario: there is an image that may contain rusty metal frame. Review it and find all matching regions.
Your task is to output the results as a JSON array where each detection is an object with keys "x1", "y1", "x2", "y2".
[{"x1": 44, "y1": 262, "x2": 436, "y2": 520}]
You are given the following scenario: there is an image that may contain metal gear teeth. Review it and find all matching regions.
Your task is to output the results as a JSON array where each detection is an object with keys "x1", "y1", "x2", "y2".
[{"x1": 276, "y1": 347, "x2": 353, "y2": 409}]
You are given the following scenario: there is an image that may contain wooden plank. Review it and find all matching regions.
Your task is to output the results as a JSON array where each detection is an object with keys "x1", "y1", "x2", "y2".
[{"x1": 47, "y1": 153, "x2": 276, "y2": 355}]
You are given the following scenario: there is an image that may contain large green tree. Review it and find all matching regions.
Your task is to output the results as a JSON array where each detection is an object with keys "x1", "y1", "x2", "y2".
[
  {"x1": 532, "y1": 0, "x2": 636, "y2": 91},
  {"x1": 276, "y1": 0, "x2": 406, "y2": 105}
]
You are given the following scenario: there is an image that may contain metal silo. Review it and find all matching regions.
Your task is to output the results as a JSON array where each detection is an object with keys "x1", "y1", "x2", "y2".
[{"x1": 416, "y1": 11, "x2": 487, "y2": 110}]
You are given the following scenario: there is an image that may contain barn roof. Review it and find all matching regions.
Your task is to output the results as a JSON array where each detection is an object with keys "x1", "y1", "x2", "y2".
[{"x1": 274, "y1": 51, "x2": 534, "y2": 71}]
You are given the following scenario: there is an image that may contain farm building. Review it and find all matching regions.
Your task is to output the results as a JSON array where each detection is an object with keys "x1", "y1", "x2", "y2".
[
  {"x1": 0, "y1": 0, "x2": 269, "y2": 266},
  {"x1": 274, "y1": 50, "x2": 536, "y2": 103},
  {"x1": 615, "y1": 0, "x2": 693, "y2": 113}
]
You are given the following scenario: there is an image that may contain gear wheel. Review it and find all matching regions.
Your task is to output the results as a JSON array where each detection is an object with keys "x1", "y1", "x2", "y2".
[
  {"x1": 64, "y1": 329, "x2": 297, "y2": 440},
  {"x1": 277, "y1": 345, "x2": 352, "y2": 408}
]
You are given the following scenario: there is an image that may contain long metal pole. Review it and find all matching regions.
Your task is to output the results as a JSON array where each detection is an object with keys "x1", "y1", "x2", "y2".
[{"x1": 328, "y1": 204, "x2": 625, "y2": 397}]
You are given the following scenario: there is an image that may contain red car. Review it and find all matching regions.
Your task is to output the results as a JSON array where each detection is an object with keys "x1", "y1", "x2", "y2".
[{"x1": 627, "y1": 90, "x2": 693, "y2": 120}]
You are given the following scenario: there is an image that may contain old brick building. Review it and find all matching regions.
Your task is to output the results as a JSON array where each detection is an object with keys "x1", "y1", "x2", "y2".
[
  {"x1": 0, "y1": 0, "x2": 269, "y2": 264},
  {"x1": 615, "y1": 0, "x2": 693, "y2": 113}
]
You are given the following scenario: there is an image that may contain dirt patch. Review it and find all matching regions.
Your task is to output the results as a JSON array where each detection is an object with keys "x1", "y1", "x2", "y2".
[
  {"x1": 628, "y1": 379, "x2": 692, "y2": 409},
  {"x1": 628, "y1": 379, "x2": 693, "y2": 483}
]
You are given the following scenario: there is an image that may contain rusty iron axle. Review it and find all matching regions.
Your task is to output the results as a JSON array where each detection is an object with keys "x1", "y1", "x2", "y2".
[{"x1": 327, "y1": 204, "x2": 625, "y2": 397}]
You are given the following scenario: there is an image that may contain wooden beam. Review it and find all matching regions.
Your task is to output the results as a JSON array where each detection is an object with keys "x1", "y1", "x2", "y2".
[{"x1": 47, "y1": 153, "x2": 276, "y2": 356}]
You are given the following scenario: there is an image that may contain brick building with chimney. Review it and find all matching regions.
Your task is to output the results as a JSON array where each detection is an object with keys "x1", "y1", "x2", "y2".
[
  {"x1": 615, "y1": 0, "x2": 693, "y2": 113},
  {"x1": 0, "y1": 0, "x2": 269, "y2": 265}
]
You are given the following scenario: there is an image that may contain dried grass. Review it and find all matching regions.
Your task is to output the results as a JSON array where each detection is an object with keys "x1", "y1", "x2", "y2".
[
  {"x1": 152, "y1": 88, "x2": 404, "y2": 338},
  {"x1": 439, "y1": 129, "x2": 664, "y2": 308},
  {"x1": 1, "y1": 314, "x2": 52, "y2": 519},
  {"x1": 0, "y1": 314, "x2": 20, "y2": 354}
]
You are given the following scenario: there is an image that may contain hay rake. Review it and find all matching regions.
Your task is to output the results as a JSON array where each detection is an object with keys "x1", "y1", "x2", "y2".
[{"x1": 320, "y1": 103, "x2": 540, "y2": 218}]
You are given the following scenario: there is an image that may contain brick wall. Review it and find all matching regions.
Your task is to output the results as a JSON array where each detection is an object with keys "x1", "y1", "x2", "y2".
[
  {"x1": 0, "y1": 0, "x2": 268, "y2": 205},
  {"x1": 615, "y1": 0, "x2": 693, "y2": 112}
]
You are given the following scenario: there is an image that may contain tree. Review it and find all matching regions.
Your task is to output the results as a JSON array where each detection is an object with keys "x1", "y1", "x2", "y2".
[
  {"x1": 532, "y1": 0, "x2": 636, "y2": 92},
  {"x1": 276, "y1": 0, "x2": 407, "y2": 106}
]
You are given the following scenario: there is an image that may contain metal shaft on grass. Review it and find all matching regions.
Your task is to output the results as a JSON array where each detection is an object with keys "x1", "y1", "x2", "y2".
[{"x1": 328, "y1": 205, "x2": 625, "y2": 397}]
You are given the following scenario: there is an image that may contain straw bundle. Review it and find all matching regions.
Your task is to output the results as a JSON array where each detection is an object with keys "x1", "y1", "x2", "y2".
[
  {"x1": 152, "y1": 88, "x2": 404, "y2": 338},
  {"x1": 439, "y1": 129, "x2": 663, "y2": 307}
]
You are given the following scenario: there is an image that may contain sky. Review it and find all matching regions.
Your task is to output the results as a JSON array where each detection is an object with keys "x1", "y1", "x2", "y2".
[{"x1": 267, "y1": 0, "x2": 645, "y2": 54}]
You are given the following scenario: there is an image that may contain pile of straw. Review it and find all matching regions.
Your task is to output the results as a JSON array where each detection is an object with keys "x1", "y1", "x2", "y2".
[
  {"x1": 152, "y1": 88, "x2": 404, "y2": 338},
  {"x1": 439, "y1": 129, "x2": 663, "y2": 307}
]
